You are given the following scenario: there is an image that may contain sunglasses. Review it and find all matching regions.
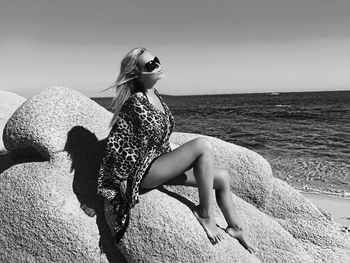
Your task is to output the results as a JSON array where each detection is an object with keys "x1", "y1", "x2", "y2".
[{"x1": 143, "y1": 57, "x2": 160, "y2": 72}]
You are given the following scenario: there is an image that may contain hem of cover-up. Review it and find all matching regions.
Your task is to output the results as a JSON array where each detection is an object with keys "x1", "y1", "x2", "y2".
[
  {"x1": 105, "y1": 152, "x2": 163, "y2": 242},
  {"x1": 140, "y1": 146, "x2": 172, "y2": 184},
  {"x1": 105, "y1": 148, "x2": 171, "y2": 242},
  {"x1": 135, "y1": 152, "x2": 162, "y2": 190},
  {"x1": 137, "y1": 155, "x2": 162, "y2": 194},
  {"x1": 141, "y1": 155, "x2": 159, "y2": 181},
  {"x1": 132, "y1": 148, "x2": 171, "y2": 202}
]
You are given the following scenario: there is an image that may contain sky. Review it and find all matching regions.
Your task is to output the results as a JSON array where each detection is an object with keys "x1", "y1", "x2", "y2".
[{"x1": 1, "y1": 0, "x2": 350, "y2": 98}]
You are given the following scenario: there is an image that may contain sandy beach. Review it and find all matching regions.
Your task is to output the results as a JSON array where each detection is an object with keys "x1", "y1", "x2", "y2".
[{"x1": 302, "y1": 191, "x2": 350, "y2": 227}]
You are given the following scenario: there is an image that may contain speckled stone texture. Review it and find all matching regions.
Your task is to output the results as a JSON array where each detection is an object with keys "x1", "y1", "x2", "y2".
[
  {"x1": 1, "y1": 87, "x2": 349, "y2": 262},
  {"x1": 0, "y1": 153, "x2": 126, "y2": 263},
  {"x1": 118, "y1": 188, "x2": 260, "y2": 263},
  {"x1": 3, "y1": 86, "x2": 112, "y2": 159},
  {"x1": 168, "y1": 134, "x2": 350, "y2": 263},
  {"x1": 0, "y1": 89, "x2": 26, "y2": 152}
]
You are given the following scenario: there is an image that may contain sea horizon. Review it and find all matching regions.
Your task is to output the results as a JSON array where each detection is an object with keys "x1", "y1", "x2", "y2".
[{"x1": 91, "y1": 89, "x2": 350, "y2": 100}]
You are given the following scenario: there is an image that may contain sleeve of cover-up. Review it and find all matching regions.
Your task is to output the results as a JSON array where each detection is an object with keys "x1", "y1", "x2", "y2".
[
  {"x1": 162, "y1": 140, "x2": 172, "y2": 152},
  {"x1": 97, "y1": 95, "x2": 150, "y2": 201}
]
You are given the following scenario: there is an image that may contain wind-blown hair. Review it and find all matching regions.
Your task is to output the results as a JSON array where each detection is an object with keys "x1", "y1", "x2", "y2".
[{"x1": 107, "y1": 47, "x2": 147, "y2": 127}]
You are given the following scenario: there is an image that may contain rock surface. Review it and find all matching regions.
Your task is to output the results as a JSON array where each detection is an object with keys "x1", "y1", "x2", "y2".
[
  {"x1": 3, "y1": 86, "x2": 112, "y2": 159},
  {"x1": 170, "y1": 133, "x2": 350, "y2": 262},
  {"x1": 1, "y1": 87, "x2": 349, "y2": 262},
  {"x1": 118, "y1": 185, "x2": 311, "y2": 263},
  {"x1": 0, "y1": 153, "x2": 126, "y2": 263},
  {"x1": 0, "y1": 89, "x2": 26, "y2": 152}
]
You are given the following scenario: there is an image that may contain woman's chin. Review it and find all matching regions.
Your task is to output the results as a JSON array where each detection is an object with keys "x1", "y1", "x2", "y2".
[{"x1": 154, "y1": 72, "x2": 164, "y2": 81}]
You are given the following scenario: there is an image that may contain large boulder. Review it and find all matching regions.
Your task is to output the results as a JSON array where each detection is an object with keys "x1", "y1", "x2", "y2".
[
  {"x1": 3, "y1": 86, "x2": 112, "y2": 159},
  {"x1": 2, "y1": 149, "x2": 349, "y2": 262},
  {"x1": 118, "y1": 185, "x2": 312, "y2": 263},
  {"x1": 0, "y1": 89, "x2": 26, "y2": 152},
  {"x1": 170, "y1": 133, "x2": 350, "y2": 262},
  {"x1": 0, "y1": 152, "x2": 126, "y2": 263},
  {"x1": 1, "y1": 86, "x2": 349, "y2": 262}
]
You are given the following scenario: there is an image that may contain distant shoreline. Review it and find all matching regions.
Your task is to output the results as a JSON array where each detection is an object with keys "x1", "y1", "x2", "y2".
[
  {"x1": 301, "y1": 191, "x2": 350, "y2": 227},
  {"x1": 90, "y1": 89, "x2": 350, "y2": 99},
  {"x1": 289, "y1": 184, "x2": 350, "y2": 199}
]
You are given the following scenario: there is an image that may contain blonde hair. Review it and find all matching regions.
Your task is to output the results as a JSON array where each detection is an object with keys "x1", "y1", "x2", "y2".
[{"x1": 106, "y1": 47, "x2": 147, "y2": 127}]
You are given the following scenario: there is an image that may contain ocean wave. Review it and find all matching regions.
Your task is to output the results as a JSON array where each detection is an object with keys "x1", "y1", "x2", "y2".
[{"x1": 267, "y1": 155, "x2": 350, "y2": 197}]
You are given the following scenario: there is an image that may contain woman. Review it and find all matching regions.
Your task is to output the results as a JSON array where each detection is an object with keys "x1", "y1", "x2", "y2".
[{"x1": 97, "y1": 47, "x2": 255, "y2": 252}]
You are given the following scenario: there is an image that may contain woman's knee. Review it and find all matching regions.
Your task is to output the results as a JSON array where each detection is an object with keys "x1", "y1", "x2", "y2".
[
  {"x1": 214, "y1": 168, "x2": 231, "y2": 190},
  {"x1": 192, "y1": 137, "x2": 214, "y2": 156}
]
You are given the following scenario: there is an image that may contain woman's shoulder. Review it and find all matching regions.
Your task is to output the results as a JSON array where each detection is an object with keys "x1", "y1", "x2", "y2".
[
  {"x1": 122, "y1": 92, "x2": 145, "y2": 110},
  {"x1": 126, "y1": 92, "x2": 144, "y2": 102},
  {"x1": 134, "y1": 92, "x2": 145, "y2": 99}
]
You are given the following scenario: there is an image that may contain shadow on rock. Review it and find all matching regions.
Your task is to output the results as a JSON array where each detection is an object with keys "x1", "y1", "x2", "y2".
[
  {"x1": 0, "y1": 147, "x2": 46, "y2": 174},
  {"x1": 65, "y1": 126, "x2": 126, "y2": 263},
  {"x1": 156, "y1": 185, "x2": 196, "y2": 211}
]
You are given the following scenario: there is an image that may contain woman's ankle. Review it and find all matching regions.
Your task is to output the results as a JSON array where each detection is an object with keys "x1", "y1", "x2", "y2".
[
  {"x1": 227, "y1": 224, "x2": 243, "y2": 231},
  {"x1": 195, "y1": 205, "x2": 211, "y2": 218}
]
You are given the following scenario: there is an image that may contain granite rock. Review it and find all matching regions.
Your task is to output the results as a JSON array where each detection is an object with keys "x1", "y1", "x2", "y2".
[
  {"x1": 0, "y1": 152, "x2": 126, "y2": 263},
  {"x1": 117, "y1": 186, "x2": 311, "y2": 263},
  {"x1": 168, "y1": 133, "x2": 350, "y2": 262},
  {"x1": 3, "y1": 86, "x2": 112, "y2": 159},
  {"x1": 0, "y1": 89, "x2": 26, "y2": 152},
  {"x1": 1, "y1": 87, "x2": 349, "y2": 262}
]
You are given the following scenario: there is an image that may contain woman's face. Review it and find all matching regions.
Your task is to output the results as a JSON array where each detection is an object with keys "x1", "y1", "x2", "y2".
[{"x1": 137, "y1": 51, "x2": 164, "y2": 84}]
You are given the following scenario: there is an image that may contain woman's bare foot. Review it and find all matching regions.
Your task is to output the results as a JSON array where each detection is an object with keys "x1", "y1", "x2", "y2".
[
  {"x1": 226, "y1": 226, "x2": 257, "y2": 253},
  {"x1": 193, "y1": 206, "x2": 223, "y2": 245}
]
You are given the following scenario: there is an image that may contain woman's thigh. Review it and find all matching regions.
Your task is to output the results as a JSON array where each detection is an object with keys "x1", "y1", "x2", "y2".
[{"x1": 140, "y1": 138, "x2": 211, "y2": 189}]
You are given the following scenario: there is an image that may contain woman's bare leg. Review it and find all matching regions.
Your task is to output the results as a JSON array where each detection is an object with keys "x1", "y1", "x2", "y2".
[
  {"x1": 140, "y1": 138, "x2": 222, "y2": 244},
  {"x1": 213, "y1": 169, "x2": 256, "y2": 253},
  {"x1": 166, "y1": 167, "x2": 256, "y2": 253}
]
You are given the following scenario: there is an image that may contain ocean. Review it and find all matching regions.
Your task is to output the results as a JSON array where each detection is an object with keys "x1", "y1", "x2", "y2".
[{"x1": 92, "y1": 90, "x2": 350, "y2": 197}]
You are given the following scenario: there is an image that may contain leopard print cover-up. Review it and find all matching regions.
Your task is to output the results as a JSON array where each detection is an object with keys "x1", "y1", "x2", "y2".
[{"x1": 97, "y1": 89, "x2": 175, "y2": 242}]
